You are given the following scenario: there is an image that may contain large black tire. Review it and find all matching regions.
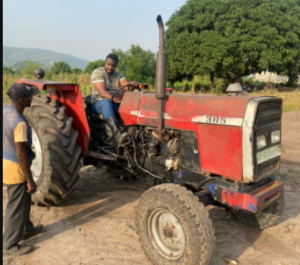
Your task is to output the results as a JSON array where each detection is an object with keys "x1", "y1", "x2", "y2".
[
  {"x1": 230, "y1": 195, "x2": 284, "y2": 229},
  {"x1": 24, "y1": 95, "x2": 82, "y2": 206},
  {"x1": 136, "y1": 183, "x2": 215, "y2": 265}
]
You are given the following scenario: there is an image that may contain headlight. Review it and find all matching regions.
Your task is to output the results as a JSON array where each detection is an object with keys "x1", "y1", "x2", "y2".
[
  {"x1": 271, "y1": 130, "x2": 280, "y2": 143},
  {"x1": 257, "y1": 135, "x2": 267, "y2": 149}
]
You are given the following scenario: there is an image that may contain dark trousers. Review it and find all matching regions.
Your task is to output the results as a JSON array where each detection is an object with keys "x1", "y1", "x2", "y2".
[{"x1": 3, "y1": 182, "x2": 34, "y2": 250}]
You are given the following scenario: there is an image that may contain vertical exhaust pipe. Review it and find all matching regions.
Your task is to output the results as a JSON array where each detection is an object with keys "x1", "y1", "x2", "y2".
[{"x1": 155, "y1": 15, "x2": 167, "y2": 132}]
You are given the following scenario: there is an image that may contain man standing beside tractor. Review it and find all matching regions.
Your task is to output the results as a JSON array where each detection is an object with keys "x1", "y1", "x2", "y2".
[
  {"x1": 3, "y1": 84, "x2": 43, "y2": 256},
  {"x1": 90, "y1": 53, "x2": 139, "y2": 144}
]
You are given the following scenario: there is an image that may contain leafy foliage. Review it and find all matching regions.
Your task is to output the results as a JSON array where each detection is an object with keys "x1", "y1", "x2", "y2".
[
  {"x1": 21, "y1": 61, "x2": 41, "y2": 77},
  {"x1": 165, "y1": 0, "x2": 300, "y2": 84},
  {"x1": 51, "y1": 61, "x2": 72, "y2": 74},
  {"x1": 112, "y1": 44, "x2": 156, "y2": 85},
  {"x1": 72, "y1": 67, "x2": 83, "y2": 74},
  {"x1": 84, "y1": 60, "x2": 104, "y2": 74},
  {"x1": 3, "y1": 67, "x2": 14, "y2": 74}
]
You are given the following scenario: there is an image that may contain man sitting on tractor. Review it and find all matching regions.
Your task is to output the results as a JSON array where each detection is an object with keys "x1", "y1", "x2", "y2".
[{"x1": 90, "y1": 53, "x2": 138, "y2": 145}]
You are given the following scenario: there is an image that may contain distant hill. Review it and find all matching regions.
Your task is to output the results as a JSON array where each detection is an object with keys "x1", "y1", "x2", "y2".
[{"x1": 3, "y1": 46, "x2": 90, "y2": 70}]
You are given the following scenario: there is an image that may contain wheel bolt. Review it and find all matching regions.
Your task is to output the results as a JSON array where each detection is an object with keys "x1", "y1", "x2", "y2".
[{"x1": 163, "y1": 227, "x2": 173, "y2": 238}]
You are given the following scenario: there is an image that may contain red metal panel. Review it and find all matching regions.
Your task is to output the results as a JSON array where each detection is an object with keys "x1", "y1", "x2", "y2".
[
  {"x1": 118, "y1": 92, "x2": 140, "y2": 125},
  {"x1": 52, "y1": 86, "x2": 90, "y2": 155},
  {"x1": 17, "y1": 79, "x2": 79, "y2": 91},
  {"x1": 220, "y1": 180, "x2": 284, "y2": 213},
  {"x1": 17, "y1": 79, "x2": 90, "y2": 155},
  {"x1": 197, "y1": 125, "x2": 243, "y2": 180},
  {"x1": 120, "y1": 92, "x2": 251, "y2": 130},
  {"x1": 222, "y1": 190, "x2": 257, "y2": 211}
]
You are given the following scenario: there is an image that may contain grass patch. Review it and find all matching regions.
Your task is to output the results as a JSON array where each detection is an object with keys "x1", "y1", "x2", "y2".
[
  {"x1": 288, "y1": 168, "x2": 300, "y2": 175},
  {"x1": 250, "y1": 88, "x2": 300, "y2": 112},
  {"x1": 260, "y1": 234, "x2": 269, "y2": 243}
]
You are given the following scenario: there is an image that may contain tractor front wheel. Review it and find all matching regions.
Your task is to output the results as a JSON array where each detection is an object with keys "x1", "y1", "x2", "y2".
[{"x1": 136, "y1": 184, "x2": 215, "y2": 265}]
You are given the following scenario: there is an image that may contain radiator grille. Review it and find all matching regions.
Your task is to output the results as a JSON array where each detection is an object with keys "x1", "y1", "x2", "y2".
[{"x1": 254, "y1": 99, "x2": 282, "y2": 180}]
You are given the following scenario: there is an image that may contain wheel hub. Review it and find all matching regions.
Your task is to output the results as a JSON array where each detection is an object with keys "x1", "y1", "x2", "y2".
[
  {"x1": 30, "y1": 127, "x2": 43, "y2": 182},
  {"x1": 148, "y1": 208, "x2": 185, "y2": 260},
  {"x1": 163, "y1": 227, "x2": 174, "y2": 238}
]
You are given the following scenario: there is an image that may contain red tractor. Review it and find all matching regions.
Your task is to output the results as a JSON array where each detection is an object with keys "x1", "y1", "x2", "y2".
[{"x1": 18, "y1": 15, "x2": 284, "y2": 265}]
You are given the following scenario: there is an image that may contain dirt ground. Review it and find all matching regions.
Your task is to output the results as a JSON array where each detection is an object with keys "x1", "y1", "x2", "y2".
[{"x1": 3, "y1": 111, "x2": 300, "y2": 265}]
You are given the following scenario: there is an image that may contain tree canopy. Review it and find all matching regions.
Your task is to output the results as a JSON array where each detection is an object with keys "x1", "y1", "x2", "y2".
[
  {"x1": 3, "y1": 66, "x2": 15, "y2": 74},
  {"x1": 165, "y1": 0, "x2": 300, "y2": 83},
  {"x1": 21, "y1": 61, "x2": 41, "y2": 77},
  {"x1": 112, "y1": 44, "x2": 156, "y2": 85},
  {"x1": 72, "y1": 67, "x2": 83, "y2": 74},
  {"x1": 84, "y1": 60, "x2": 104, "y2": 74},
  {"x1": 51, "y1": 61, "x2": 72, "y2": 74}
]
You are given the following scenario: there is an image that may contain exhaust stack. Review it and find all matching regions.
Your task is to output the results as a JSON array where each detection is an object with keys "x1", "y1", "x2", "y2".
[{"x1": 155, "y1": 15, "x2": 167, "y2": 132}]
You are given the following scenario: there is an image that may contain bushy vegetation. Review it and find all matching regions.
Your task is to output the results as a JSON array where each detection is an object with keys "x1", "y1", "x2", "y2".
[
  {"x1": 3, "y1": 70, "x2": 300, "y2": 112},
  {"x1": 3, "y1": 44, "x2": 157, "y2": 93},
  {"x1": 166, "y1": 0, "x2": 300, "y2": 84},
  {"x1": 252, "y1": 88, "x2": 300, "y2": 112},
  {"x1": 112, "y1": 44, "x2": 156, "y2": 85},
  {"x1": 84, "y1": 60, "x2": 104, "y2": 74},
  {"x1": 3, "y1": 72, "x2": 91, "y2": 95}
]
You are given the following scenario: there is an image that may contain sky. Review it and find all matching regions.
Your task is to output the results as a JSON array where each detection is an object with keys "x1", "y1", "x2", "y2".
[{"x1": 3, "y1": 0, "x2": 187, "y2": 62}]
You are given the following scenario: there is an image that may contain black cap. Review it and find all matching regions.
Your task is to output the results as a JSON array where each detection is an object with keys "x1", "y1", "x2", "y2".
[{"x1": 6, "y1": 83, "x2": 39, "y2": 100}]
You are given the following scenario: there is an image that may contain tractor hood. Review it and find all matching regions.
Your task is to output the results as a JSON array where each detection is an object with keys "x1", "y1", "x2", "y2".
[{"x1": 119, "y1": 92, "x2": 282, "y2": 183}]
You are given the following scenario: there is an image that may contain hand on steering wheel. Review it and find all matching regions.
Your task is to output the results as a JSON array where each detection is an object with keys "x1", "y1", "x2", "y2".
[
  {"x1": 111, "y1": 83, "x2": 140, "y2": 104},
  {"x1": 111, "y1": 97, "x2": 122, "y2": 104},
  {"x1": 128, "y1": 81, "x2": 140, "y2": 91}
]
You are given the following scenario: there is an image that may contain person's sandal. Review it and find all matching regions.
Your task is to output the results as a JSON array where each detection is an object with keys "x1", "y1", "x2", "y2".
[{"x1": 3, "y1": 244, "x2": 33, "y2": 256}]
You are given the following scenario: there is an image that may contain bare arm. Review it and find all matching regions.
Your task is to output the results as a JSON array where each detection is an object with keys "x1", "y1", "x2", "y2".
[
  {"x1": 93, "y1": 79, "x2": 138, "y2": 103},
  {"x1": 93, "y1": 82, "x2": 123, "y2": 103},
  {"x1": 93, "y1": 79, "x2": 130, "y2": 103},
  {"x1": 120, "y1": 78, "x2": 130, "y2": 89},
  {"x1": 118, "y1": 79, "x2": 139, "y2": 95},
  {"x1": 93, "y1": 82, "x2": 114, "y2": 100},
  {"x1": 120, "y1": 79, "x2": 139, "y2": 91},
  {"x1": 15, "y1": 142, "x2": 37, "y2": 193}
]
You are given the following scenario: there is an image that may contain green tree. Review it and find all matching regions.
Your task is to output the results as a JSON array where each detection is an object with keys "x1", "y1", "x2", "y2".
[
  {"x1": 84, "y1": 60, "x2": 104, "y2": 74},
  {"x1": 72, "y1": 67, "x2": 83, "y2": 74},
  {"x1": 51, "y1": 61, "x2": 72, "y2": 74},
  {"x1": 112, "y1": 44, "x2": 156, "y2": 85},
  {"x1": 165, "y1": 0, "x2": 300, "y2": 84},
  {"x1": 3, "y1": 66, "x2": 15, "y2": 74},
  {"x1": 21, "y1": 61, "x2": 40, "y2": 77}
]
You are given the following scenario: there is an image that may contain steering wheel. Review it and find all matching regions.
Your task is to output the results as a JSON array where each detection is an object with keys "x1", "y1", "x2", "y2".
[{"x1": 111, "y1": 83, "x2": 140, "y2": 104}]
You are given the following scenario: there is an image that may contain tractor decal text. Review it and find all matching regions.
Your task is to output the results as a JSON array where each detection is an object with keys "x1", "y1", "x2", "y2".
[
  {"x1": 130, "y1": 110, "x2": 193, "y2": 121},
  {"x1": 130, "y1": 111, "x2": 243, "y2": 126},
  {"x1": 191, "y1": 115, "x2": 243, "y2": 127}
]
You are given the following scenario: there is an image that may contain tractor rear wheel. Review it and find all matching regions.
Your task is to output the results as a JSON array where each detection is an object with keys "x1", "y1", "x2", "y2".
[
  {"x1": 24, "y1": 95, "x2": 82, "y2": 206},
  {"x1": 136, "y1": 183, "x2": 215, "y2": 265}
]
